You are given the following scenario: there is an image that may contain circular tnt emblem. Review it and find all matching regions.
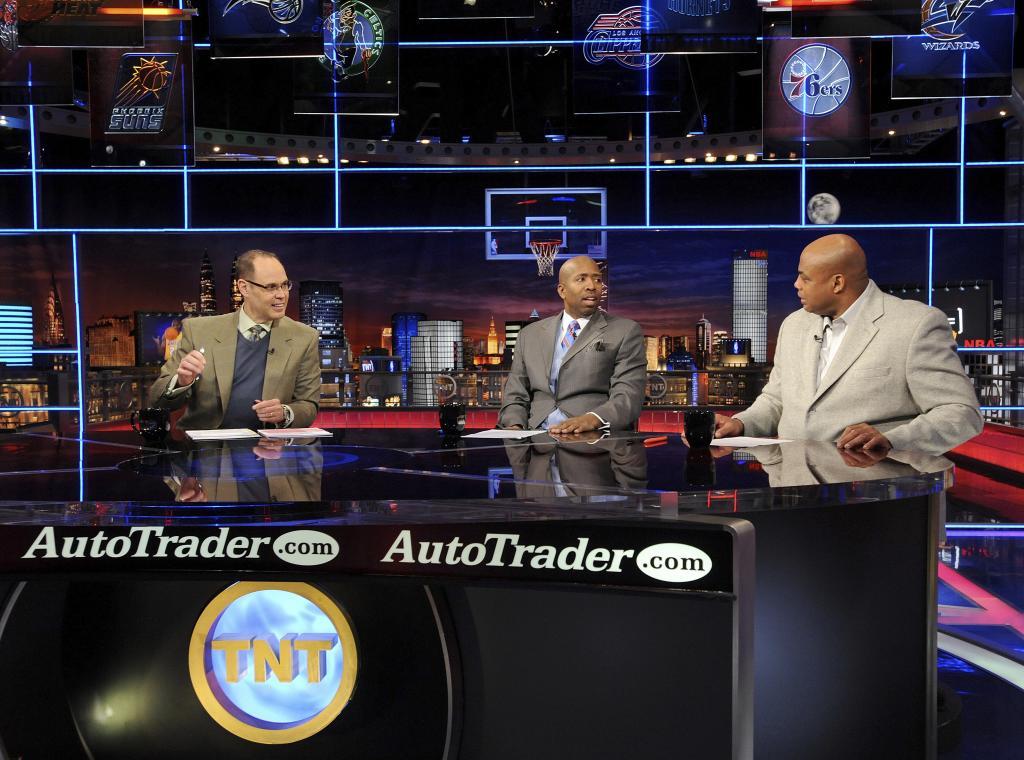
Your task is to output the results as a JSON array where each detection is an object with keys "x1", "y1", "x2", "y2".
[
  {"x1": 780, "y1": 44, "x2": 851, "y2": 117},
  {"x1": 321, "y1": 1, "x2": 385, "y2": 81},
  {"x1": 189, "y1": 582, "x2": 358, "y2": 744}
]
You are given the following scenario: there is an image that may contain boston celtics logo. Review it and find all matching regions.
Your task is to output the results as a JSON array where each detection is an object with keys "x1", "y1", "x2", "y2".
[{"x1": 320, "y1": 1, "x2": 384, "y2": 82}]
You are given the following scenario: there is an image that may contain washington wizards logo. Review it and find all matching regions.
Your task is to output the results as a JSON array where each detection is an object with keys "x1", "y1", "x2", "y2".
[
  {"x1": 921, "y1": 0, "x2": 994, "y2": 40},
  {"x1": 106, "y1": 53, "x2": 177, "y2": 134},
  {"x1": 583, "y1": 6, "x2": 665, "y2": 70},
  {"x1": 319, "y1": 1, "x2": 384, "y2": 82},
  {"x1": 781, "y1": 44, "x2": 851, "y2": 117},
  {"x1": 223, "y1": 0, "x2": 302, "y2": 25}
]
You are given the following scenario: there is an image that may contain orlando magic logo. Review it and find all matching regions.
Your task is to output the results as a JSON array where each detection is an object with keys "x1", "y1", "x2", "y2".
[
  {"x1": 106, "y1": 53, "x2": 177, "y2": 134},
  {"x1": 583, "y1": 6, "x2": 665, "y2": 70},
  {"x1": 223, "y1": 0, "x2": 302, "y2": 25},
  {"x1": 781, "y1": 44, "x2": 850, "y2": 117},
  {"x1": 319, "y1": 1, "x2": 384, "y2": 82},
  {"x1": 921, "y1": 0, "x2": 992, "y2": 40}
]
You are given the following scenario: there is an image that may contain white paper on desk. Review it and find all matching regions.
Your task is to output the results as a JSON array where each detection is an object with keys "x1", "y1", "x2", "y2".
[
  {"x1": 258, "y1": 427, "x2": 333, "y2": 438},
  {"x1": 463, "y1": 429, "x2": 546, "y2": 440},
  {"x1": 186, "y1": 428, "x2": 260, "y2": 440},
  {"x1": 711, "y1": 436, "x2": 792, "y2": 447}
]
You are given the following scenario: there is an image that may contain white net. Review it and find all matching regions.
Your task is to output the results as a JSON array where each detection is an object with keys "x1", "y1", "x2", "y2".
[{"x1": 529, "y1": 240, "x2": 562, "y2": 277}]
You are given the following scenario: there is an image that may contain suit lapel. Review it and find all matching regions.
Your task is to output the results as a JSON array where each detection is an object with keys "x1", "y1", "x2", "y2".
[
  {"x1": 211, "y1": 313, "x2": 240, "y2": 414},
  {"x1": 262, "y1": 319, "x2": 294, "y2": 401},
  {"x1": 537, "y1": 314, "x2": 559, "y2": 380},
  {"x1": 811, "y1": 285, "x2": 884, "y2": 403},
  {"x1": 561, "y1": 311, "x2": 607, "y2": 367},
  {"x1": 800, "y1": 312, "x2": 823, "y2": 398}
]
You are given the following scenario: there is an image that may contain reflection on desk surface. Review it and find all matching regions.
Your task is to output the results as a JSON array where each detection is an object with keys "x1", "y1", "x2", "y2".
[{"x1": 0, "y1": 427, "x2": 952, "y2": 509}]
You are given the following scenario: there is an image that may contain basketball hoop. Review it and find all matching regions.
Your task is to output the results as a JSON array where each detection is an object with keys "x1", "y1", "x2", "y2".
[{"x1": 529, "y1": 240, "x2": 562, "y2": 277}]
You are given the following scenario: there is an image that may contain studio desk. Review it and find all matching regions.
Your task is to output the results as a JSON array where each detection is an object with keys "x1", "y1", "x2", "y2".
[{"x1": 0, "y1": 428, "x2": 950, "y2": 760}]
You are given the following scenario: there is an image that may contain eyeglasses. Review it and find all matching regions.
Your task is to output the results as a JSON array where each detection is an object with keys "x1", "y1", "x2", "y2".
[{"x1": 242, "y1": 279, "x2": 293, "y2": 293}]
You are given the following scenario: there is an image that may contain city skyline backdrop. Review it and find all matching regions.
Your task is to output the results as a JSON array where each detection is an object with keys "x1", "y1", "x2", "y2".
[{"x1": 0, "y1": 228, "x2": 1009, "y2": 359}]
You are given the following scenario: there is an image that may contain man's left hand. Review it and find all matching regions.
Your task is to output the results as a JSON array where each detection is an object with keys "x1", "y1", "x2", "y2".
[
  {"x1": 252, "y1": 398, "x2": 286, "y2": 425},
  {"x1": 549, "y1": 414, "x2": 601, "y2": 434},
  {"x1": 837, "y1": 423, "x2": 891, "y2": 451}
]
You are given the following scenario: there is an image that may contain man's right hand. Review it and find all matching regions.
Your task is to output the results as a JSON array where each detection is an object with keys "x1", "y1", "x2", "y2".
[
  {"x1": 714, "y1": 414, "x2": 744, "y2": 438},
  {"x1": 176, "y1": 349, "x2": 206, "y2": 388}
]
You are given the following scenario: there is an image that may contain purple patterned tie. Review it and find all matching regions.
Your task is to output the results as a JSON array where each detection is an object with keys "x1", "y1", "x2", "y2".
[{"x1": 561, "y1": 320, "x2": 580, "y2": 351}]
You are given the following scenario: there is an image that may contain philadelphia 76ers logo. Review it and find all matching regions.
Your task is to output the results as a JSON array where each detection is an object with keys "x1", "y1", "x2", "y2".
[{"x1": 781, "y1": 44, "x2": 851, "y2": 117}]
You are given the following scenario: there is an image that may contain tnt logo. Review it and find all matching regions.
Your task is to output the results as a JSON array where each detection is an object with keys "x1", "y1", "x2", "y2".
[{"x1": 189, "y1": 582, "x2": 358, "y2": 744}]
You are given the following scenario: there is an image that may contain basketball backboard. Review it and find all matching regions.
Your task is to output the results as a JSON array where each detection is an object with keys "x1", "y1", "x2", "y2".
[{"x1": 485, "y1": 188, "x2": 607, "y2": 261}]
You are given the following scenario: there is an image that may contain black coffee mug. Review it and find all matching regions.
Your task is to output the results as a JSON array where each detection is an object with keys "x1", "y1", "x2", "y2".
[
  {"x1": 131, "y1": 407, "x2": 170, "y2": 442},
  {"x1": 685, "y1": 447, "x2": 716, "y2": 487},
  {"x1": 439, "y1": 401, "x2": 466, "y2": 436},
  {"x1": 683, "y1": 407, "x2": 716, "y2": 448}
]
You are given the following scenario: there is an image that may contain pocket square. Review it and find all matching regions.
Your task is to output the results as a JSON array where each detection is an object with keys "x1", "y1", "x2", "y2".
[{"x1": 594, "y1": 341, "x2": 605, "y2": 352}]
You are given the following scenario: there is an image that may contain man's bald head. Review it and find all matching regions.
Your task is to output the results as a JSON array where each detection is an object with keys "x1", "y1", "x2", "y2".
[
  {"x1": 794, "y1": 234, "x2": 871, "y2": 317},
  {"x1": 557, "y1": 255, "x2": 604, "y2": 318}
]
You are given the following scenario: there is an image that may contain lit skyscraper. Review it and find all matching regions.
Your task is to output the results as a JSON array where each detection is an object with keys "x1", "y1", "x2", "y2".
[
  {"x1": 695, "y1": 315, "x2": 711, "y2": 369},
  {"x1": 486, "y1": 316, "x2": 499, "y2": 355},
  {"x1": 44, "y1": 274, "x2": 67, "y2": 346},
  {"x1": 732, "y1": 249, "x2": 768, "y2": 363},
  {"x1": 199, "y1": 252, "x2": 217, "y2": 315},
  {"x1": 391, "y1": 312, "x2": 426, "y2": 370},
  {"x1": 381, "y1": 327, "x2": 393, "y2": 352},
  {"x1": 410, "y1": 320, "x2": 464, "y2": 405},
  {"x1": 230, "y1": 257, "x2": 243, "y2": 311},
  {"x1": 503, "y1": 310, "x2": 541, "y2": 364},
  {"x1": 0, "y1": 305, "x2": 33, "y2": 367},
  {"x1": 299, "y1": 281, "x2": 344, "y2": 348}
]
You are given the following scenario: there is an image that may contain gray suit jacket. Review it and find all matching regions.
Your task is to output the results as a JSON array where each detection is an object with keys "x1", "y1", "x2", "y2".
[
  {"x1": 503, "y1": 435, "x2": 649, "y2": 498},
  {"x1": 498, "y1": 310, "x2": 646, "y2": 430},
  {"x1": 750, "y1": 440, "x2": 952, "y2": 487},
  {"x1": 147, "y1": 311, "x2": 321, "y2": 430},
  {"x1": 734, "y1": 281, "x2": 983, "y2": 455}
]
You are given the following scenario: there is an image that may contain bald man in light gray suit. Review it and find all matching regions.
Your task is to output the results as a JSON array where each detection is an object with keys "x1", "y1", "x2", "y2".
[
  {"x1": 499, "y1": 256, "x2": 646, "y2": 433},
  {"x1": 715, "y1": 234, "x2": 983, "y2": 455}
]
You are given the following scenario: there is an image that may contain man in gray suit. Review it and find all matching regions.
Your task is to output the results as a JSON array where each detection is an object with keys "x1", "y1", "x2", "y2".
[
  {"x1": 715, "y1": 234, "x2": 982, "y2": 455},
  {"x1": 499, "y1": 255, "x2": 646, "y2": 433},
  {"x1": 147, "y1": 249, "x2": 321, "y2": 430}
]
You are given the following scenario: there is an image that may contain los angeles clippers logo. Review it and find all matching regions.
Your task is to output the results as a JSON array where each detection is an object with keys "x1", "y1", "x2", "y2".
[
  {"x1": 583, "y1": 6, "x2": 665, "y2": 70},
  {"x1": 781, "y1": 44, "x2": 851, "y2": 117},
  {"x1": 223, "y1": 0, "x2": 302, "y2": 25}
]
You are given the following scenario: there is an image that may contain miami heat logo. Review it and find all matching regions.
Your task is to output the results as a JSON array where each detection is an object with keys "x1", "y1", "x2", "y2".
[
  {"x1": 106, "y1": 53, "x2": 177, "y2": 134},
  {"x1": 781, "y1": 44, "x2": 851, "y2": 117},
  {"x1": 921, "y1": 0, "x2": 993, "y2": 40},
  {"x1": 223, "y1": 0, "x2": 302, "y2": 25},
  {"x1": 582, "y1": 6, "x2": 665, "y2": 70},
  {"x1": 319, "y1": 1, "x2": 384, "y2": 82}
]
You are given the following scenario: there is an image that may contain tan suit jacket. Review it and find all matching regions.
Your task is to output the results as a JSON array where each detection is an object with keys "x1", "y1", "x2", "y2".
[
  {"x1": 147, "y1": 311, "x2": 321, "y2": 430},
  {"x1": 163, "y1": 441, "x2": 324, "y2": 502},
  {"x1": 734, "y1": 281, "x2": 983, "y2": 455},
  {"x1": 498, "y1": 310, "x2": 646, "y2": 430}
]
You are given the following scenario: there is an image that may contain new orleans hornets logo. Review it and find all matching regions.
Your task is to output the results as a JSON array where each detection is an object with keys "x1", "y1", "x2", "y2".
[
  {"x1": 921, "y1": 0, "x2": 992, "y2": 40},
  {"x1": 106, "y1": 53, "x2": 177, "y2": 134},
  {"x1": 781, "y1": 44, "x2": 850, "y2": 117},
  {"x1": 319, "y1": 1, "x2": 384, "y2": 82},
  {"x1": 223, "y1": 0, "x2": 302, "y2": 25},
  {"x1": 583, "y1": 6, "x2": 665, "y2": 70}
]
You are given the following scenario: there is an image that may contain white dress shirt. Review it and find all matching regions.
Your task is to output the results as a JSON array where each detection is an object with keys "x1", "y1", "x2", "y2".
[{"x1": 816, "y1": 287, "x2": 870, "y2": 390}]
